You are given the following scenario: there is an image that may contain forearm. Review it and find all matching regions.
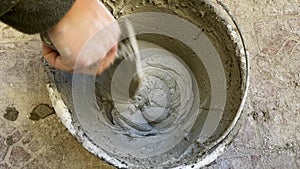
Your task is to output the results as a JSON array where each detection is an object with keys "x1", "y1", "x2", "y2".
[{"x1": 0, "y1": 0, "x2": 75, "y2": 34}]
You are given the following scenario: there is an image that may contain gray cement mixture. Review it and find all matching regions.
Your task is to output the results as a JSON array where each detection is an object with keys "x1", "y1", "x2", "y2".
[
  {"x1": 49, "y1": 0, "x2": 248, "y2": 168},
  {"x1": 99, "y1": 41, "x2": 195, "y2": 134},
  {"x1": 93, "y1": 41, "x2": 199, "y2": 158}
]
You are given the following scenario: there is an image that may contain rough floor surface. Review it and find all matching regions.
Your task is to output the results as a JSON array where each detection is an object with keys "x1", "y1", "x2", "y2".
[{"x1": 0, "y1": 0, "x2": 299, "y2": 168}]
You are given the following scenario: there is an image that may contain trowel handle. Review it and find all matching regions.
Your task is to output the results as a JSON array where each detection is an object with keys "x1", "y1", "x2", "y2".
[
  {"x1": 40, "y1": 28, "x2": 135, "y2": 60},
  {"x1": 40, "y1": 30, "x2": 127, "y2": 54},
  {"x1": 40, "y1": 32, "x2": 57, "y2": 50}
]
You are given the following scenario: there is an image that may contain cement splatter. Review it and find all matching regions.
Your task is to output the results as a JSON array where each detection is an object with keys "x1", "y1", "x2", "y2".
[
  {"x1": 4, "y1": 106, "x2": 19, "y2": 121},
  {"x1": 29, "y1": 104, "x2": 55, "y2": 121}
]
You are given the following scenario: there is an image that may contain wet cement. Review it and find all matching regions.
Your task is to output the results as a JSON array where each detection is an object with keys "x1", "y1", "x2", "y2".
[
  {"x1": 95, "y1": 40, "x2": 198, "y2": 138},
  {"x1": 50, "y1": 0, "x2": 246, "y2": 168}
]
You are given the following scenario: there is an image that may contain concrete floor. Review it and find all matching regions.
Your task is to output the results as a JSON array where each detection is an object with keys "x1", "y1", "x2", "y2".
[{"x1": 0, "y1": 0, "x2": 299, "y2": 168}]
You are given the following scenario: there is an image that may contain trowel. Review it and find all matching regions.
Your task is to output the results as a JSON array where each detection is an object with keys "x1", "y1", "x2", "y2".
[
  {"x1": 114, "y1": 21, "x2": 143, "y2": 99},
  {"x1": 41, "y1": 21, "x2": 142, "y2": 99}
]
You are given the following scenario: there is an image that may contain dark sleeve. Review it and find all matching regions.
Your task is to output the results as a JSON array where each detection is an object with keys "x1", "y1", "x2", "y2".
[
  {"x1": 0, "y1": 0, "x2": 76, "y2": 34},
  {"x1": 0, "y1": 0, "x2": 21, "y2": 17}
]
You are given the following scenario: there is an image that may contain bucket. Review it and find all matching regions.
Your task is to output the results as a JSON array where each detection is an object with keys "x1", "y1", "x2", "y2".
[{"x1": 46, "y1": 0, "x2": 249, "y2": 168}]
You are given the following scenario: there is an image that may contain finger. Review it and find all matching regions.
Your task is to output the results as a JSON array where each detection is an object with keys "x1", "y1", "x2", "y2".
[
  {"x1": 42, "y1": 43, "x2": 55, "y2": 55},
  {"x1": 42, "y1": 44, "x2": 73, "y2": 72},
  {"x1": 74, "y1": 45, "x2": 118, "y2": 75}
]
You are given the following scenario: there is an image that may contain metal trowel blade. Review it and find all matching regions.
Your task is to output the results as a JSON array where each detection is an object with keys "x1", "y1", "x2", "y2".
[{"x1": 116, "y1": 21, "x2": 142, "y2": 99}]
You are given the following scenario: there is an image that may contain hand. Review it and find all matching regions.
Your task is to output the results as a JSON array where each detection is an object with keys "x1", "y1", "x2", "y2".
[{"x1": 43, "y1": 0, "x2": 120, "y2": 75}]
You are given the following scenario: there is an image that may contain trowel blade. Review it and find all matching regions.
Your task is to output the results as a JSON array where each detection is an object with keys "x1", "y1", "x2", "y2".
[
  {"x1": 115, "y1": 21, "x2": 142, "y2": 99},
  {"x1": 111, "y1": 55, "x2": 141, "y2": 101}
]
